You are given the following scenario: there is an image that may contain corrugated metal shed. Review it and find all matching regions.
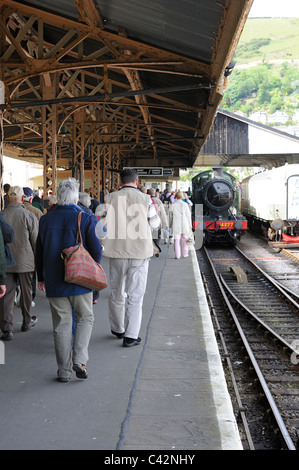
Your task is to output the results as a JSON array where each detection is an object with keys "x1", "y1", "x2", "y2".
[
  {"x1": 0, "y1": 0, "x2": 253, "y2": 192},
  {"x1": 200, "y1": 111, "x2": 249, "y2": 155},
  {"x1": 197, "y1": 110, "x2": 299, "y2": 168}
]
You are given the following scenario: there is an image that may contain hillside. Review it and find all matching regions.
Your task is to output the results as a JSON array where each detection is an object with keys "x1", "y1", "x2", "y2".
[
  {"x1": 220, "y1": 18, "x2": 299, "y2": 119},
  {"x1": 236, "y1": 18, "x2": 299, "y2": 64}
]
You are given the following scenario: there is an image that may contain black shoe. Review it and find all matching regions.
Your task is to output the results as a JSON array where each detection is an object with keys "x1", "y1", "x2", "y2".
[
  {"x1": 1, "y1": 331, "x2": 13, "y2": 341},
  {"x1": 111, "y1": 330, "x2": 125, "y2": 339},
  {"x1": 72, "y1": 363, "x2": 88, "y2": 379},
  {"x1": 57, "y1": 376, "x2": 71, "y2": 383},
  {"x1": 57, "y1": 370, "x2": 71, "y2": 383},
  {"x1": 21, "y1": 316, "x2": 38, "y2": 332},
  {"x1": 123, "y1": 337, "x2": 142, "y2": 347}
]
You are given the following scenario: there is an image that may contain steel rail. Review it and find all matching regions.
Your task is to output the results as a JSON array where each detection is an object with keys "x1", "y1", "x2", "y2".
[
  {"x1": 235, "y1": 246, "x2": 299, "y2": 310},
  {"x1": 203, "y1": 246, "x2": 297, "y2": 451},
  {"x1": 219, "y1": 274, "x2": 298, "y2": 358},
  {"x1": 273, "y1": 280, "x2": 299, "y2": 302},
  {"x1": 202, "y1": 273, "x2": 255, "y2": 450},
  {"x1": 264, "y1": 273, "x2": 299, "y2": 302}
]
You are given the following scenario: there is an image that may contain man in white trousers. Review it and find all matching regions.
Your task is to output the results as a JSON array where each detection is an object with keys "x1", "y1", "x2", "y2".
[{"x1": 101, "y1": 168, "x2": 160, "y2": 347}]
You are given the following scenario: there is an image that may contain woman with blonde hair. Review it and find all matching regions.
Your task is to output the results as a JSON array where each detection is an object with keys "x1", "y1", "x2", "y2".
[{"x1": 169, "y1": 190, "x2": 192, "y2": 259}]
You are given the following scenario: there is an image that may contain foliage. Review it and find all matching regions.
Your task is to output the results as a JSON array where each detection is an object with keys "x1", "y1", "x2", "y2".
[
  {"x1": 180, "y1": 166, "x2": 254, "y2": 184},
  {"x1": 221, "y1": 62, "x2": 299, "y2": 117},
  {"x1": 220, "y1": 18, "x2": 299, "y2": 118},
  {"x1": 180, "y1": 19, "x2": 299, "y2": 182},
  {"x1": 236, "y1": 18, "x2": 299, "y2": 63},
  {"x1": 237, "y1": 37, "x2": 271, "y2": 61}
]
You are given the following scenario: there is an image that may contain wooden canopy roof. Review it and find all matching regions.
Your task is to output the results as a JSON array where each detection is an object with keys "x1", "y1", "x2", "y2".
[{"x1": 0, "y1": 0, "x2": 253, "y2": 193}]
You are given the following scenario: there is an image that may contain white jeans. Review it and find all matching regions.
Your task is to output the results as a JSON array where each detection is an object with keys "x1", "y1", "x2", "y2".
[{"x1": 108, "y1": 258, "x2": 149, "y2": 339}]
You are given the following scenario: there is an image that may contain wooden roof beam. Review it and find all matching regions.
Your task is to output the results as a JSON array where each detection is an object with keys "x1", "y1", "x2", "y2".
[
  {"x1": 73, "y1": 0, "x2": 104, "y2": 29},
  {"x1": 0, "y1": 1, "x2": 210, "y2": 76}
]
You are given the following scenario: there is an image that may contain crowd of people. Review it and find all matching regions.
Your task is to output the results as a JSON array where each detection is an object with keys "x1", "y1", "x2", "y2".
[
  {"x1": 0, "y1": 173, "x2": 193, "y2": 383},
  {"x1": 141, "y1": 185, "x2": 193, "y2": 259}
]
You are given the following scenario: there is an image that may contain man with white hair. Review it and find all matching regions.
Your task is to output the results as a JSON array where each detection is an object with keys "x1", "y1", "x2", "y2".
[
  {"x1": 0, "y1": 186, "x2": 38, "y2": 341},
  {"x1": 36, "y1": 178, "x2": 102, "y2": 382}
]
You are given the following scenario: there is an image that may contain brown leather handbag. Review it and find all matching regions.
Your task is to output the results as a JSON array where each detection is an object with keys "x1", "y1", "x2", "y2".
[{"x1": 61, "y1": 211, "x2": 107, "y2": 291}]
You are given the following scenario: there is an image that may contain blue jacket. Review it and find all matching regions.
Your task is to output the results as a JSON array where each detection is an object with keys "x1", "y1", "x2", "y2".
[{"x1": 35, "y1": 204, "x2": 102, "y2": 297}]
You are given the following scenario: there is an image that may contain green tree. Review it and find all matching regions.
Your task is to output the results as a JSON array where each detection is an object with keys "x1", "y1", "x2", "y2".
[
  {"x1": 269, "y1": 89, "x2": 284, "y2": 113},
  {"x1": 221, "y1": 62, "x2": 299, "y2": 119},
  {"x1": 256, "y1": 83, "x2": 271, "y2": 106}
]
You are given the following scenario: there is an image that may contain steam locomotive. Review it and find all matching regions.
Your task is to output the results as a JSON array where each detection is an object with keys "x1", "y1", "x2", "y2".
[{"x1": 191, "y1": 167, "x2": 247, "y2": 244}]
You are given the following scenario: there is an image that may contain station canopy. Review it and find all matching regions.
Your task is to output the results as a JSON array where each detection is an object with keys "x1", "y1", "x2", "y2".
[{"x1": 0, "y1": 0, "x2": 253, "y2": 179}]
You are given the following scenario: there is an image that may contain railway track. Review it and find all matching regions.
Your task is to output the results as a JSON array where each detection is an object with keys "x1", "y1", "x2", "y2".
[
  {"x1": 281, "y1": 247, "x2": 299, "y2": 264},
  {"x1": 198, "y1": 244, "x2": 299, "y2": 450}
]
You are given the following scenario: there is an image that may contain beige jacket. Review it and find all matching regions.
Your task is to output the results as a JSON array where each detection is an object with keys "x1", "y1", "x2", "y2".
[
  {"x1": 23, "y1": 201, "x2": 43, "y2": 221},
  {"x1": 101, "y1": 187, "x2": 158, "y2": 259},
  {"x1": 2, "y1": 202, "x2": 38, "y2": 273}
]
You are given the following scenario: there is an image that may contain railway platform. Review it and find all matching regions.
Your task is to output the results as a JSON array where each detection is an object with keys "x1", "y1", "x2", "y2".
[{"x1": 0, "y1": 242, "x2": 242, "y2": 451}]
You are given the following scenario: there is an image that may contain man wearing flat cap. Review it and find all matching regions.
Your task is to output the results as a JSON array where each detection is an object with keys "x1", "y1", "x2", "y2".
[{"x1": 0, "y1": 186, "x2": 38, "y2": 340}]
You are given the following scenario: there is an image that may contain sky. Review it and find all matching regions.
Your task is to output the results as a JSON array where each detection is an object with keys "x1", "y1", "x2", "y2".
[{"x1": 249, "y1": 0, "x2": 299, "y2": 18}]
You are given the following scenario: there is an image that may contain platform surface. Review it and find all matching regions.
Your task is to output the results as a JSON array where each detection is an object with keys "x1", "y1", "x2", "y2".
[{"x1": 0, "y1": 243, "x2": 242, "y2": 451}]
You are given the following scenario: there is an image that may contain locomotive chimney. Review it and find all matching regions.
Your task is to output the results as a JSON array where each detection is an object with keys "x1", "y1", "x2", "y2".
[{"x1": 213, "y1": 167, "x2": 224, "y2": 178}]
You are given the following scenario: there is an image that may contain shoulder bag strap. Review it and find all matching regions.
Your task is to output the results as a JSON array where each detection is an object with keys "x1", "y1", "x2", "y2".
[
  {"x1": 151, "y1": 197, "x2": 157, "y2": 212},
  {"x1": 75, "y1": 211, "x2": 83, "y2": 245}
]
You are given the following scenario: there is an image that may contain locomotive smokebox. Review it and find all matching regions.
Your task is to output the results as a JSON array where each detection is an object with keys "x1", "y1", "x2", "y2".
[
  {"x1": 191, "y1": 168, "x2": 247, "y2": 244},
  {"x1": 213, "y1": 167, "x2": 224, "y2": 178}
]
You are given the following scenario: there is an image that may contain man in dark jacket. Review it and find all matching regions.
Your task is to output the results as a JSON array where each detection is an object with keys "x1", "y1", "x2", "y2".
[
  {"x1": 3, "y1": 183, "x2": 10, "y2": 208},
  {"x1": 0, "y1": 186, "x2": 38, "y2": 341},
  {"x1": 0, "y1": 229, "x2": 7, "y2": 299},
  {"x1": 0, "y1": 212, "x2": 15, "y2": 268},
  {"x1": 35, "y1": 178, "x2": 102, "y2": 382}
]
